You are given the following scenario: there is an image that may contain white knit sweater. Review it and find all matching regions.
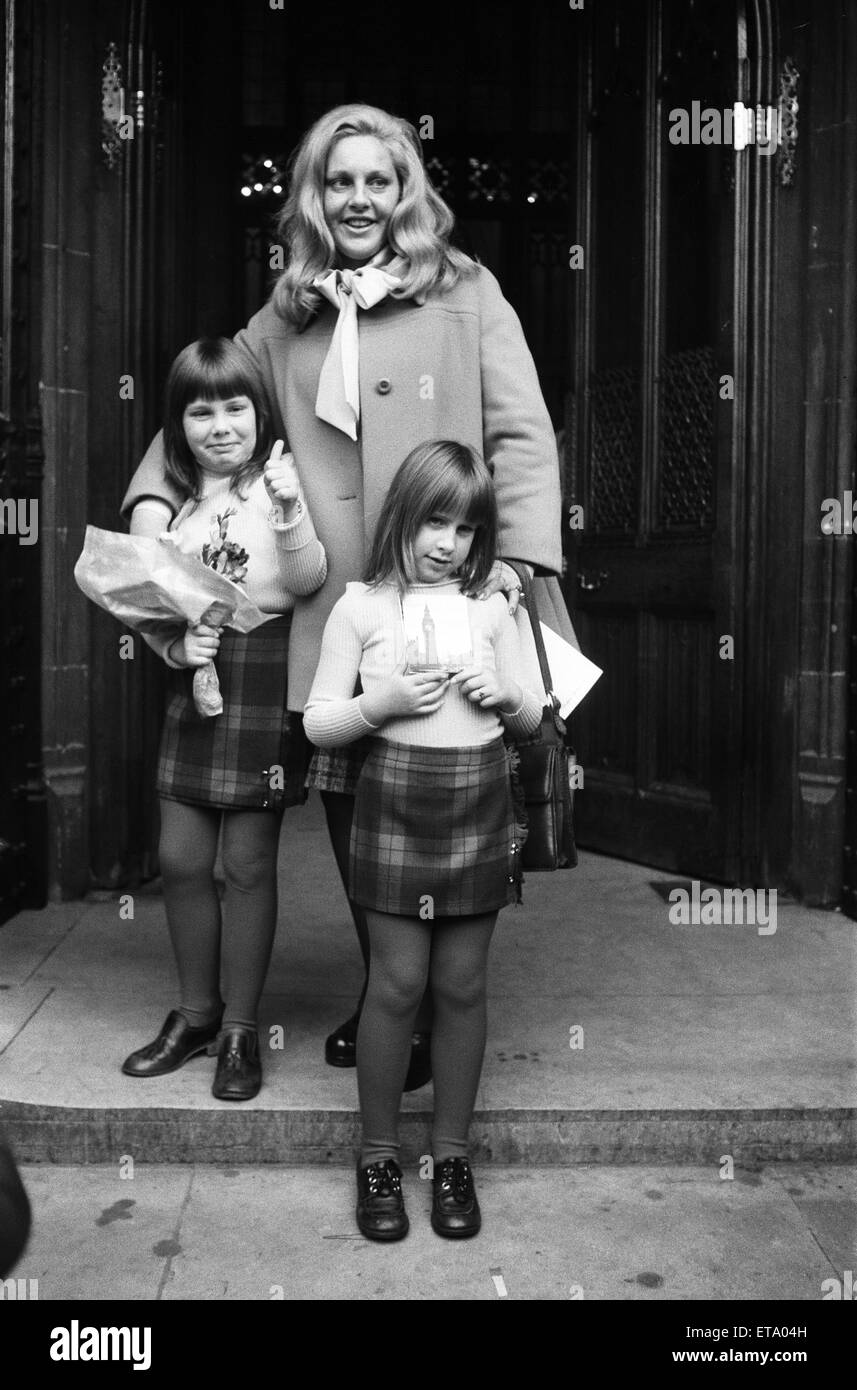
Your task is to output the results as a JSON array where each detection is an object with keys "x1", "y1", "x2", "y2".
[
  {"x1": 303, "y1": 580, "x2": 543, "y2": 747},
  {"x1": 135, "y1": 472, "x2": 327, "y2": 666}
]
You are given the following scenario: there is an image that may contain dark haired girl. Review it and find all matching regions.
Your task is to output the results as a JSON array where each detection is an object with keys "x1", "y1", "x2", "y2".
[{"x1": 122, "y1": 339, "x2": 327, "y2": 1101}]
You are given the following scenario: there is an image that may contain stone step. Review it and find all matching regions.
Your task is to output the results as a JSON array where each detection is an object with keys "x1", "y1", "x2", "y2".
[{"x1": 5, "y1": 1101, "x2": 854, "y2": 1165}]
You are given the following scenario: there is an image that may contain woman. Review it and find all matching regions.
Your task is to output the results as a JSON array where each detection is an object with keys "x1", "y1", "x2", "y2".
[{"x1": 122, "y1": 103, "x2": 572, "y2": 1085}]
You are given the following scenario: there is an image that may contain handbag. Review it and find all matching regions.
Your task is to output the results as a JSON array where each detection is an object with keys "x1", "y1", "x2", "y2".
[{"x1": 506, "y1": 564, "x2": 578, "y2": 872}]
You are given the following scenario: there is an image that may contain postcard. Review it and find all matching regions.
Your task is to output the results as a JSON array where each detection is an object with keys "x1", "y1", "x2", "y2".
[{"x1": 400, "y1": 593, "x2": 474, "y2": 674}]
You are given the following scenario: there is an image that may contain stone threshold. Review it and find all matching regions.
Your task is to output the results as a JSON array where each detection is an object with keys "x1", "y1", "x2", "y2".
[{"x1": 4, "y1": 1101, "x2": 854, "y2": 1165}]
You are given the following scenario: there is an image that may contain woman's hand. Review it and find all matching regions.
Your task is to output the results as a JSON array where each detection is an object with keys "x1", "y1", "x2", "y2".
[
  {"x1": 361, "y1": 663, "x2": 449, "y2": 725},
  {"x1": 264, "y1": 440, "x2": 301, "y2": 520},
  {"x1": 171, "y1": 623, "x2": 221, "y2": 668},
  {"x1": 451, "y1": 665, "x2": 522, "y2": 713},
  {"x1": 472, "y1": 560, "x2": 527, "y2": 614}
]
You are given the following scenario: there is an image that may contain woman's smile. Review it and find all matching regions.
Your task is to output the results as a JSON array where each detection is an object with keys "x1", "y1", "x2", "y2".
[{"x1": 323, "y1": 134, "x2": 400, "y2": 268}]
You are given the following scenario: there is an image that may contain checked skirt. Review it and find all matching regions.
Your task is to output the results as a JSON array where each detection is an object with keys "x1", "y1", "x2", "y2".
[
  {"x1": 156, "y1": 614, "x2": 309, "y2": 811},
  {"x1": 349, "y1": 737, "x2": 520, "y2": 918}
]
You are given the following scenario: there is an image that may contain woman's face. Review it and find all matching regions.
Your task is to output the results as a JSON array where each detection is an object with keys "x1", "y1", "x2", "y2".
[{"x1": 323, "y1": 134, "x2": 400, "y2": 268}]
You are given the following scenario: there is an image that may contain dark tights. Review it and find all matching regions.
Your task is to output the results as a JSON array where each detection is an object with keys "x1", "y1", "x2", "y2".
[
  {"x1": 320, "y1": 790, "x2": 433, "y2": 1033},
  {"x1": 357, "y1": 910, "x2": 497, "y2": 1167},
  {"x1": 158, "y1": 799, "x2": 282, "y2": 1031}
]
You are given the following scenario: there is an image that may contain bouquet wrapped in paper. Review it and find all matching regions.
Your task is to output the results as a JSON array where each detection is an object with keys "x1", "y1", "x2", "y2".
[{"x1": 74, "y1": 519, "x2": 269, "y2": 717}]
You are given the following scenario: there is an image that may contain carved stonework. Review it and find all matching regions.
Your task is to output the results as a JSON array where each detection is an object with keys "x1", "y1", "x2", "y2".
[
  {"x1": 467, "y1": 156, "x2": 511, "y2": 204},
  {"x1": 240, "y1": 152, "x2": 288, "y2": 201},
  {"x1": 425, "y1": 156, "x2": 454, "y2": 198},
  {"x1": 778, "y1": 56, "x2": 799, "y2": 188},
  {"x1": 101, "y1": 42, "x2": 124, "y2": 170}
]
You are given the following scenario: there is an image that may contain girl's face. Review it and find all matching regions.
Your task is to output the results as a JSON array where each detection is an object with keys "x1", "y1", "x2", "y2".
[
  {"x1": 182, "y1": 395, "x2": 257, "y2": 475},
  {"x1": 323, "y1": 135, "x2": 400, "y2": 268},
  {"x1": 411, "y1": 509, "x2": 476, "y2": 585}
]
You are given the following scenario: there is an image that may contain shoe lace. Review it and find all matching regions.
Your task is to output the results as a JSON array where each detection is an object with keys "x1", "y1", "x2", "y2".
[
  {"x1": 365, "y1": 1162, "x2": 402, "y2": 1198},
  {"x1": 438, "y1": 1158, "x2": 473, "y2": 1201}
]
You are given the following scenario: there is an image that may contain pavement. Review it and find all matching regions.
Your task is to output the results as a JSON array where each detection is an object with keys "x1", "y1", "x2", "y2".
[
  {"x1": 7, "y1": 1161, "x2": 855, "y2": 1301},
  {"x1": 1, "y1": 793, "x2": 856, "y2": 1300}
]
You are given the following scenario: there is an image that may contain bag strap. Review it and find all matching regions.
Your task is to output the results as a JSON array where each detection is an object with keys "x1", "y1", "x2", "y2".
[{"x1": 506, "y1": 562, "x2": 563, "y2": 725}]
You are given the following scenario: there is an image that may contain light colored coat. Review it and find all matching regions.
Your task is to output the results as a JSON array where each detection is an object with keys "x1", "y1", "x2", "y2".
[{"x1": 122, "y1": 264, "x2": 572, "y2": 709}]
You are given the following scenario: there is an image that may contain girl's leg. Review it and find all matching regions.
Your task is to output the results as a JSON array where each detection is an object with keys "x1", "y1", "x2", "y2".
[
  {"x1": 321, "y1": 790, "x2": 433, "y2": 1035},
  {"x1": 357, "y1": 910, "x2": 432, "y2": 1167},
  {"x1": 428, "y1": 912, "x2": 498, "y2": 1160},
  {"x1": 158, "y1": 799, "x2": 223, "y2": 1025},
  {"x1": 219, "y1": 810, "x2": 283, "y2": 1030},
  {"x1": 321, "y1": 790, "x2": 371, "y2": 981}
]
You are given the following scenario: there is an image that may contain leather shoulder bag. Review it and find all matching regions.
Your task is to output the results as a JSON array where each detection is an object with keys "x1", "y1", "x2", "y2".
[{"x1": 506, "y1": 564, "x2": 578, "y2": 872}]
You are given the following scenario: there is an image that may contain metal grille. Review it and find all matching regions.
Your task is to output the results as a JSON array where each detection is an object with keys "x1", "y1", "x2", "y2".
[
  {"x1": 658, "y1": 346, "x2": 716, "y2": 530},
  {"x1": 589, "y1": 364, "x2": 640, "y2": 532}
]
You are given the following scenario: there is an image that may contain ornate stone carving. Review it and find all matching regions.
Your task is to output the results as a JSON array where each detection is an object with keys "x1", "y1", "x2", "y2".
[
  {"x1": 778, "y1": 57, "x2": 799, "y2": 188},
  {"x1": 101, "y1": 43, "x2": 124, "y2": 170}
]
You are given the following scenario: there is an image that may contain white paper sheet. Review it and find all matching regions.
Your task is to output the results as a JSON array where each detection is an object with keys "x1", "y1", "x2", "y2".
[{"x1": 537, "y1": 623, "x2": 602, "y2": 717}]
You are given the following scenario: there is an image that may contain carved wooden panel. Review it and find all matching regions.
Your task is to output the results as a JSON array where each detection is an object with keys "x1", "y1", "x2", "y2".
[
  {"x1": 652, "y1": 615, "x2": 714, "y2": 794},
  {"x1": 573, "y1": 611, "x2": 637, "y2": 780}
]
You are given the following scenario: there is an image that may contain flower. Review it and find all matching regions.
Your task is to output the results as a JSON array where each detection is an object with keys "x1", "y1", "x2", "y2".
[{"x1": 201, "y1": 509, "x2": 250, "y2": 584}]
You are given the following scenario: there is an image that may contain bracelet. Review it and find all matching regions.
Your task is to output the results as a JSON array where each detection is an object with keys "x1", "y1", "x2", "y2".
[{"x1": 269, "y1": 498, "x2": 303, "y2": 527}]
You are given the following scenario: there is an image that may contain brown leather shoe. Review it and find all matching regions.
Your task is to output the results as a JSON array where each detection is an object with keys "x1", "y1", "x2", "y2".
[
  {"x1": 211, "y1": 1026, "x2": 261, "y2": 1101},
  {"x1": 356, "y1": 1160, "x2": 409, "y2": 1241},
  {"x1": 121, "y1": 1010, "x2": 222, "y2": 1078},
  {"x1": 431, "y1": 1157, "x2": 481, "y2": 1238}
]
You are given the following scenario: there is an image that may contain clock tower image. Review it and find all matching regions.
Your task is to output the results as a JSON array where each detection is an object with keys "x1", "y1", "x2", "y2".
[{"x1": 422, "y1": 605, "x2": 439, "y2": 667}]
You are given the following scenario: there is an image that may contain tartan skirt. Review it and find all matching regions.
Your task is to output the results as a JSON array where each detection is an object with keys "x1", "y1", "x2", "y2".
[
  {"x1": 306, "y1": 738, "x2": 370, "y2": 794},
  {"x1": 156, "y1": 614, "x2": 310, "y2": 811},
  {"x1": 349, "y1": 737, "x2": 521, "y2": 917}
]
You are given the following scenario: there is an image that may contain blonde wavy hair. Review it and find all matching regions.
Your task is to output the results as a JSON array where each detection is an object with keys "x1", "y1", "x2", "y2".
[{"x1": 272, "y1": 104, "x2": 476, "y2": 326}]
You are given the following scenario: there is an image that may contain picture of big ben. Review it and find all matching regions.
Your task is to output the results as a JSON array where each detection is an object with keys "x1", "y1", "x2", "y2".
[
  {"x1": 422, "y1": 605, "x2": 438, "y2": 667},
  {"x1": 401, "y1": 594, "x2": 474, "y2": 674}
]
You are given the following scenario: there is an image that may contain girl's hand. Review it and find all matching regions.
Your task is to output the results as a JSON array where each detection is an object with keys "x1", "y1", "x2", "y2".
[
  {"x1": 471, "y1": 560, "x2": 525, "y2": 613},
  {"x1": 361, "y1": 664, "x2": 449, "y2": 724},
  {"x1": 451, "y1": 665, "x2": 521, "y2": 712},
  {"x1": 172, "y1": 623, "x2": 221, "y2": 668},
  {"x1": 264, "y1": 440, "x2": 300, "y2": 520}
]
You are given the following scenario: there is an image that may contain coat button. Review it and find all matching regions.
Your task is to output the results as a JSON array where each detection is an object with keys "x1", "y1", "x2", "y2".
[{"x1": 375, "y1": 377, "x2": 392, "y2": 394}]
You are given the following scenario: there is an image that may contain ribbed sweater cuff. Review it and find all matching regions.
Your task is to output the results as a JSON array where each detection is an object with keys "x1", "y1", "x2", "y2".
[
  {"x1": 304, "y1": 698, "x2": 377, "y2": 747},
  {"x1": 500, "y1": 687, "x2": 543, "y2": 737}
]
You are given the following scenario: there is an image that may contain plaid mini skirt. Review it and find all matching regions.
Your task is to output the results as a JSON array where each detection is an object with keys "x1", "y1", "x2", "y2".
[
  {"x1": 349, "y1": 737, "x2": 522, "y2": 918},
  {"x1": 156, "y1": 614, "x2": 310, "y2": 811},
  {"x1": 306, "y1": 740, "x2": 370, "y2": 795}
]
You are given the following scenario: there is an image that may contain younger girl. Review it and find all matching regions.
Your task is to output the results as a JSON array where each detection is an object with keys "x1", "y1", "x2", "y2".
[
  {"x1": 122, "y1": 338, "x2": 326, "y2": 1100},
  {"x1": 303, "y1": 440, "x2": 541, "y2": 1239}
]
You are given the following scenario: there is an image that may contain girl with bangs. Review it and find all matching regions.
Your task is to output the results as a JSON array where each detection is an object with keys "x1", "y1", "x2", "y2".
[
  {"x1": 305, "y1": 440, "x2": 542, "y2": 1241},
  {"x1": 122, "y1": 339, "x2": 327, "y2": 1101},
  {"x1": 122, "y1": 102, "x2": 573, "y2": 1098}
]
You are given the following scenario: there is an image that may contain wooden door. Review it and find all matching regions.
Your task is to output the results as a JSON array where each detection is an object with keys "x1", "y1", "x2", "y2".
[
  {"x1": 0, "y1": 0, "x2": 46, "y2": 921},
  {"x1": 568, "y1": 0, "x2": 755, "y2": 881}
]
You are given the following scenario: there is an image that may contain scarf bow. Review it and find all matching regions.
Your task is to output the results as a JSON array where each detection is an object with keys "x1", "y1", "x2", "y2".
[{"x1": 313, "y1": 261, "x2": 402, "y2": 440}]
